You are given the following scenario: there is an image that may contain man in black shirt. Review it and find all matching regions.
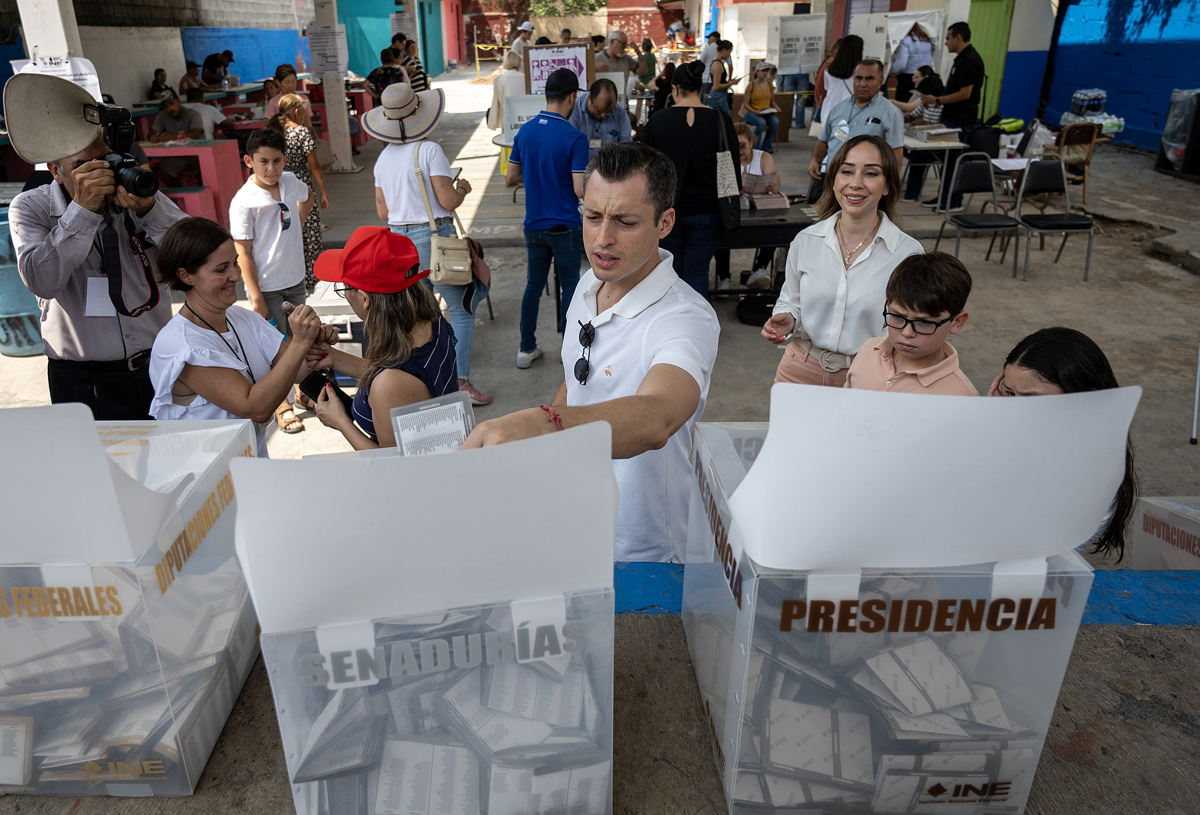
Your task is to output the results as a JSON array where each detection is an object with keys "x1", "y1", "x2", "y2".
[{"x1": 919, "y1": 21, "x2": 985, "y2": 211}]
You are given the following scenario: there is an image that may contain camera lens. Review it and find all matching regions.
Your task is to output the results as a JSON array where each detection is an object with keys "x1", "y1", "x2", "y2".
[{"x1": 118, "y1": 166, "x2": 159, "y2": 198}]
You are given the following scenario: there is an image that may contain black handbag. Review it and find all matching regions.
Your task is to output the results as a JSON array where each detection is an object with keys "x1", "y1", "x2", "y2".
[{"x1": 714, "y1": 110, "x2": 741, "y2": 231}]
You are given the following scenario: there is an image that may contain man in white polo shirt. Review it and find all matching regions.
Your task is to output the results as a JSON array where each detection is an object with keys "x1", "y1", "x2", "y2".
[{"x1": 462, "y1": 143, "x2": 719, "y2": 563}]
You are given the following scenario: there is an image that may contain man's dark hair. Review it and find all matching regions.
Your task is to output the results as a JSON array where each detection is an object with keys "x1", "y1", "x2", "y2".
[
  {"x1": 948, "y1": 22, "x2": 971, "y2": 41},
  {"x1": 561, "y1": 28, "x2": 571, "y2": 35},
  {"x1": 589, "y1": 78, "x2": 618, "y2": 101},
  {"x1": 392, "y1": 32, "x2": 407, "y2": 44},
  {"x1": 583, "y1": 143, "x2": 676, "y2": 221},
  {"x1": 247, "y1": 127, "x2": 287, "y2": 158},
  {"x1": 186, "y1": 88, "x2": 205, "y2": 103},
  {"x1": 157, "y1": 217, "x2": 233, "y2": 292},
  {"x1": 380, "y1": 48, "x2": 395, "y2": 63},
  {"x1": 717, "y1": 39, "x2": 733, "y2": 52},
  {"x1": 885, "y1": 251, "x2": 972, "y2": 317},
  {"x1": 390, "y1": 46, "x2": 404, "y2": 60},
  {"x1": 591, "y1": 35, "x2": 606, "y2": 46},
  {"x1": 856, "y1": 58, "x2": 885, "y2": 77},
  {"x1": 708, "y1": 31, "x2": 720, "y2": 41}
]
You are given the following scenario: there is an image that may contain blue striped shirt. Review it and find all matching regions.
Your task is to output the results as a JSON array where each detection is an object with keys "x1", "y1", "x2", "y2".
[{"x1": 351, "y1": 316, "x2": 459, "y2": 443}]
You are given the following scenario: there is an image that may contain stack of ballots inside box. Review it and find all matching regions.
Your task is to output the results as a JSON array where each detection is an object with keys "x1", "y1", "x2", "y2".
[
  {"x1": 234, "y1": 424, "x2": 618, "y2": 815},
  {"x1": 0, "y1": 408, "x2": 259, "y2": 795},
  {"x1": 683, "y1": 387, "x2": 1139, "y2": 814}
]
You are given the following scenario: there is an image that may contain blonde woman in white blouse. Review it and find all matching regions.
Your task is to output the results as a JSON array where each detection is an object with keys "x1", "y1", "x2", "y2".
[{"x1": 762, "y1": 135, "x2": 923, "y2": 386}]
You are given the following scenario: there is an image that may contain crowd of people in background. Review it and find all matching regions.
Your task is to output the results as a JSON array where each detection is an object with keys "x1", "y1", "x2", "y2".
[{"x1": 5, "y1": 19, "x2": 1137, "y2": 566}]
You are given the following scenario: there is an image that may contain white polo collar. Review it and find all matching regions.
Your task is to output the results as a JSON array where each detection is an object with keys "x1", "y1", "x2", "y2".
[{"x1": 582, "y1": 249, "x2": 678, "y2": 327}]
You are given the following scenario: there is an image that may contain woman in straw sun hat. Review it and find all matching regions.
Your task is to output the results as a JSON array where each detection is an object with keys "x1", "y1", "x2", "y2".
[{"x1": 364, "y1": 83, "x2": 492, "y2": 407}]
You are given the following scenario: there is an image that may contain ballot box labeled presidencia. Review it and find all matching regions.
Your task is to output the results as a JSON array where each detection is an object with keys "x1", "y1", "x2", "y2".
[
  {"x1": 0, "y1": 406, "x2": 259, "y2": 796},
  {"x1": 683, "y1": 385, "x2": 1140, "y2": 814}
]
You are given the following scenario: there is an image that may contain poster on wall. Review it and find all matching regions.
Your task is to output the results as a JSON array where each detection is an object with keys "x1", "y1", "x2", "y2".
[
  {"x1": 524, "y1": 44, "x2": 595, "y2": 95},
  {"x1": 9, "y1": 57, "x2": 102, "y2": 102},
  {"x1": 391, "y1": 12, "x2": 419, "y2": 55},
  {"x1": 766, "y1": 15, "x2": 826, "y2": 76},
  {"x1": 307, "y1": 24, "x2": 349, "y2": 78}
]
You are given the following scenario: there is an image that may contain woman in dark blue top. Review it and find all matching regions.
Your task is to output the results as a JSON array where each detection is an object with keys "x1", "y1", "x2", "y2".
[{"x1": 309, "y1": 226, "x2": 459, "y2": 448}]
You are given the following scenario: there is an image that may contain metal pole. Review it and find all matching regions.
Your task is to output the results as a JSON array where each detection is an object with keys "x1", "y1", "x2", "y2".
[{"x1": 1191, "y1": 337, "x2": 1199, "y2": 444}]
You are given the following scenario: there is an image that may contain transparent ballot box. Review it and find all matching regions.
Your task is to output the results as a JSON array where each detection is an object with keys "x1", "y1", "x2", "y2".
[
  {"x1": 682, "y1": 386, "x2": 1139, "y2": 814},
  {"x1": 0, "y1": 406, "x2": 259, "y2": 796},
  {"x1": 233, "y1": 423, "x2": 618, "y2": 815}
]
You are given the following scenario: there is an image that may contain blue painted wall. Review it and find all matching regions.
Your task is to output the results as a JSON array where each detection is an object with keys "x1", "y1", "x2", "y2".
[
  {"x1": 339, "y1": 0, "x2": 445, "y2": 79},
  {"x1": 1047, "y1": 0, "x2": 1200, "y2": 149},
  {"x1": 181, "y1": 28, "x2": 311, "y2": 86},
  {"x1": 998, "y1": 49, "x2": 1049, "y2": 123}
]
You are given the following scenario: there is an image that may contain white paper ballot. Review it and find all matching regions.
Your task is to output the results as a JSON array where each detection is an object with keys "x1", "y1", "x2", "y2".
[
  {"x1": 373, "y1": 740, "x2": 480, "y2": 815},
  {"x1": 0, "y1": 717, "x2": 33, "y2": 785},
  {"x1": 730, "y1": 386, "x2": 1140, "y2": 571}
]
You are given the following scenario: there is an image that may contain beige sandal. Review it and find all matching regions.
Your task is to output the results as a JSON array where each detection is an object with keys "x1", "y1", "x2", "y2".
[{"x1": 275, "y1": 404, "x2": 304, "y2": 434}]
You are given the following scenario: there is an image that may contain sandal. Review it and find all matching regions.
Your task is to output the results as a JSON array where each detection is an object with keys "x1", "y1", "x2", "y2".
[{"x1": 275, "y1": 404, "x2": 304, "y2": 434}]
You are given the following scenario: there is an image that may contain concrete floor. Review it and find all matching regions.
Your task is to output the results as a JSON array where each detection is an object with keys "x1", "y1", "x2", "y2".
[{"x1": 1, "y1": 64, "x2": 1199, "y2": 813}]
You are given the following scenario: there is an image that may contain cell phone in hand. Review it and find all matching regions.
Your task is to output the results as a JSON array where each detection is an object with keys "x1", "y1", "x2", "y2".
[{"x1": 300, "y1": 371, "x2": 353, "y2": 414}]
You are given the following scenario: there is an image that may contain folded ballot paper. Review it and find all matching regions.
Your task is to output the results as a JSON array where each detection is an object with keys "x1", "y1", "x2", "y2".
[
  {"x1": 0, "y1": 407, "x2": 259, "y2": 796},
  {"x1": 233, "y1": 423, "x2": 618, "y2": 815},
  {"x1": 683, "y1": 386, "x2": 1140, "y2": 814}
]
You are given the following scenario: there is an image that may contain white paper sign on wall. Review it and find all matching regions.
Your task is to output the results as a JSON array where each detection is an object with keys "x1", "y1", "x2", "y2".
[
  {"x1": 307, "y1": 24, "x2": 349, "y2": 78},
  {"x1": 10, "y1": 57, "x2": 102, "y2": 102}
]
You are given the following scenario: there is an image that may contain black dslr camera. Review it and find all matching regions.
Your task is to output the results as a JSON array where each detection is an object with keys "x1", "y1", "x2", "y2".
[{"x1": 83, "y1": 102, "x2": 159, "y2": 198}]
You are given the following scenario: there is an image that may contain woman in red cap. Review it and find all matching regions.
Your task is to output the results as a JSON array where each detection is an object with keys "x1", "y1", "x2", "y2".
[{"x1": 308, "y1": 226, "x2": 459, "y2": 449}]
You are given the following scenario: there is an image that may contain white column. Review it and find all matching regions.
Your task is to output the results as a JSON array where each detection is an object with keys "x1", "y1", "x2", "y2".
[
  {"x1": 15, "y1": 0, "x2": 83, "y2": 59},
  {"x1": 314, "y1": 0, "x2": 360, "y2": 173}
]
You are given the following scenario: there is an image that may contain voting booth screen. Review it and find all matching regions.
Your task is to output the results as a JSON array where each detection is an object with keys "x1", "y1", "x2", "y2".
[
  {"x1": 0, "y1": 416, "x2": 260, "y2": 796},
  {"x1": 261, "y1": 590, "x2": 615, "y2": 815},
  {"x1": 683, "y1": 423, "x2": 1093, "y2": 814}
]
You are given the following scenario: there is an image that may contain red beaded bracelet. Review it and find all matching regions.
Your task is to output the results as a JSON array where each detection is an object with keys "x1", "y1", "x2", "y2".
[{"x1": 540, "y1": 404, "x2": 564, "y2": 431}]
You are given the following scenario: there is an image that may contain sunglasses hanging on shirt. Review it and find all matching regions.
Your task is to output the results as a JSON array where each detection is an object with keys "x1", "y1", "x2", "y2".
[
  {"x1": 100, "y1": 210, "x2": 160, "y2": 318},
  {"x1": 575, "y1": 321, "x2": 595, "y2": 385}
]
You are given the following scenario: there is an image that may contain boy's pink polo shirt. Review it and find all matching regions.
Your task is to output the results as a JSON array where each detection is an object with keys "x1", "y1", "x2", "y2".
[{"x1": 845, "y1": 336, "x2": 979, "y2": 396}]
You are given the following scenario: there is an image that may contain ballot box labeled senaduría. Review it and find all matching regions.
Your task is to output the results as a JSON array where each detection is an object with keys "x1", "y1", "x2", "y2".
[
  {"x1": 0, "y1": 406, "x2": 259, "y2": 796},
  {"x1": 683, "y1": 385, "x2": 1140, "y2": 814},
  {"x1": 232, "y1": 423, "x2": 618, "y2": 815}
]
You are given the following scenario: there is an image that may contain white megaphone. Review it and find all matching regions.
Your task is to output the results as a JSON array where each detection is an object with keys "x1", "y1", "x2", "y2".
[{"x1": 3, "y1": 73, "x2": 159, "y2": 196}]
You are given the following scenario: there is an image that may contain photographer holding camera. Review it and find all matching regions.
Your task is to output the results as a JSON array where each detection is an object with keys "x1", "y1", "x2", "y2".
[{"x1": 10, "y1": 129, "x2": 186, "y2": 419}]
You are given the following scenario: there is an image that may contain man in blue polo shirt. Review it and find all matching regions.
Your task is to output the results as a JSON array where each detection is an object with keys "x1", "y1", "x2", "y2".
[
  {"x1": 506, "y1": 68, "x2": 589, "y2": 369},
  {"x1": 806, "y1": 59, "x2": 904, "y2": 202}
]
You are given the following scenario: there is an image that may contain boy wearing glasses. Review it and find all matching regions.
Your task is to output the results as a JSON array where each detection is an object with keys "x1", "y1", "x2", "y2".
[
  {"x1": 229, "y1": 128, "x2": 313, "y2": 431},
  {"x1": 844, "y1": 252, "x2": 977, "y2": 395}
]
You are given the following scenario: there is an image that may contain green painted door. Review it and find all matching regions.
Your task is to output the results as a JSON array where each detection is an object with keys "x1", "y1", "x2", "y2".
[
  {"x1": 967, "y1": 0, "x2": 1014, "y2": 120},
  {"x1": 419, "y1": 0, "x2": 444, "y2": 78}
]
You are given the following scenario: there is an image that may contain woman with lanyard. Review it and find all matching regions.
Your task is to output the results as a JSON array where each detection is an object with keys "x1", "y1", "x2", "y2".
[
  {"x1": 761, "y1": 135, "x2": 922, "y2": 386},
  {"x1": 308, "y1": 227, "x2": 459, "y2": 450},
  {"x1": 149, "y1": 217, "x2": 324, "y2": 456}
]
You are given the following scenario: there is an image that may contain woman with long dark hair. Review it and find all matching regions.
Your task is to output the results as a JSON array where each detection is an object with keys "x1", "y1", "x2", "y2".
[
  {"x1": 762, "y1": 135, "x2": 922, "y2": 386},
  {"x1": 820, "y1": 35, "x2": 862, "y2": 124},
  {"x1": 309, "y1": 227, "x2": 459, "y2": 450},
  {"x1": 988, "y1": 327, "x2": 1138, "y2": 560},
  {"x1": 149, "y1": 217, "x2": 323, "y2": 456},
  {"x1": 640, "y1": 59, "x2": 741, "y2": 298}
]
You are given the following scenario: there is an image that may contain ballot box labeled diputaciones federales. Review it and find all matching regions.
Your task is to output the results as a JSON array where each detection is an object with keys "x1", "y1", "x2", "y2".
[
  {"x1": 0, "y1": 406, "x2": 259, "y2": 796},
  {"x1": 232, "y1": 424, "x2": 618, "y2": 815},
  {"x1": 683, "y1": 386, "x2": 1140, "y2": 814}
]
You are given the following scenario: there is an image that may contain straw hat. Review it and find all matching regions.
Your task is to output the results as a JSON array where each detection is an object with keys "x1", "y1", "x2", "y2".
[{"x1": 363, "y1": 83, "x2": 446, "y2": 144}]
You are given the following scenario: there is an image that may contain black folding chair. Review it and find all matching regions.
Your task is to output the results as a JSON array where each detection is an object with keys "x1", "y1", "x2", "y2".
[
  {"x1": 933, "y1": 151, "x2": 1019, "y2": 274},
  {"x1": 1014, "y1": 153, "x2": 1095, "y2": 281}
]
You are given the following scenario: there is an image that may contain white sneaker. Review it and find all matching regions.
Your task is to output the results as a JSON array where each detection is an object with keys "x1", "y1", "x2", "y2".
[
  {"x1": 746, "y1": 268, "x2": 772, "y2": 289},
  {"x1": 716, "y1": 278, "x2": 732, "y2": 291},
  {"x1": 517, "y1": 347, "x2": 543, "y2": 369}
]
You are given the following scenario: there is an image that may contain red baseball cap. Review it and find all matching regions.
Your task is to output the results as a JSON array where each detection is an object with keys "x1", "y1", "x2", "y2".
[{"x1": 314, "y1": 226, "x2": 428, "y2": 293}]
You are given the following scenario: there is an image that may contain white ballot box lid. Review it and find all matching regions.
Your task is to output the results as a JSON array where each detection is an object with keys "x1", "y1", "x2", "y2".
[
  {"x1": 0, "y1": 405, "x2": 252, "y2": 565},
  {"x1": 233, "y1": 422, "x2": 617, "y2": 635},
  {"x1": 730, "y1": 385, "x2": 1140, "y2": 574}
]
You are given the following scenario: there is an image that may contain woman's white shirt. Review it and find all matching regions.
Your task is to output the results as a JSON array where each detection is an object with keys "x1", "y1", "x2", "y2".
[
  {"x1": 772, "y1": 212, "x2": 924, "y2": 356},
  {"x1": 150, "y1": 306, "x2": 285, "y2": 456},
  {"x1": 821, "y1": 70, "x2": 853, "y2": 121},
  {"x1": 742, "y1": 149, "x2": 764, "y2": 175},
  {"x1": 488, "y1": 69, "x2": 527, "y2": 130},
  {"x1": 374, "y1": 140, "x2": 453, "y2": 226}
]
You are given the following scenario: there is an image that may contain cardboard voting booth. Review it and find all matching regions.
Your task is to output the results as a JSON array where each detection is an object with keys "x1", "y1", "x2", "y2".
[
  {"x1": 232, "y1": 424, "x2": 617, "y2": 815},
  {"x1": 683, "y1": 386, "x2": 1140, "y2": 814},
  {"x1": 1131, "y1": 497, "x2": 1200, "y2": 569},
  {"x1": 0, "y1": 406, "x2": 258, "y2": 796}
]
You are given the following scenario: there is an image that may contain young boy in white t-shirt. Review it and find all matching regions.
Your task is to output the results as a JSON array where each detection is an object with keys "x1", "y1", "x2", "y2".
[{"x1": 229, "y1": 127, "x2": 312, "y2": 432}]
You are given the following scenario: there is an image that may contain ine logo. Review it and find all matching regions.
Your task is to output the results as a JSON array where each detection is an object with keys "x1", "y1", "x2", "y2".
[
  {"x1": 84, "y1": 759, "x2": 167, "y2": 778},
  {"x1": 922, "y1": 781, "x2": 1012, "y2": 804}
]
